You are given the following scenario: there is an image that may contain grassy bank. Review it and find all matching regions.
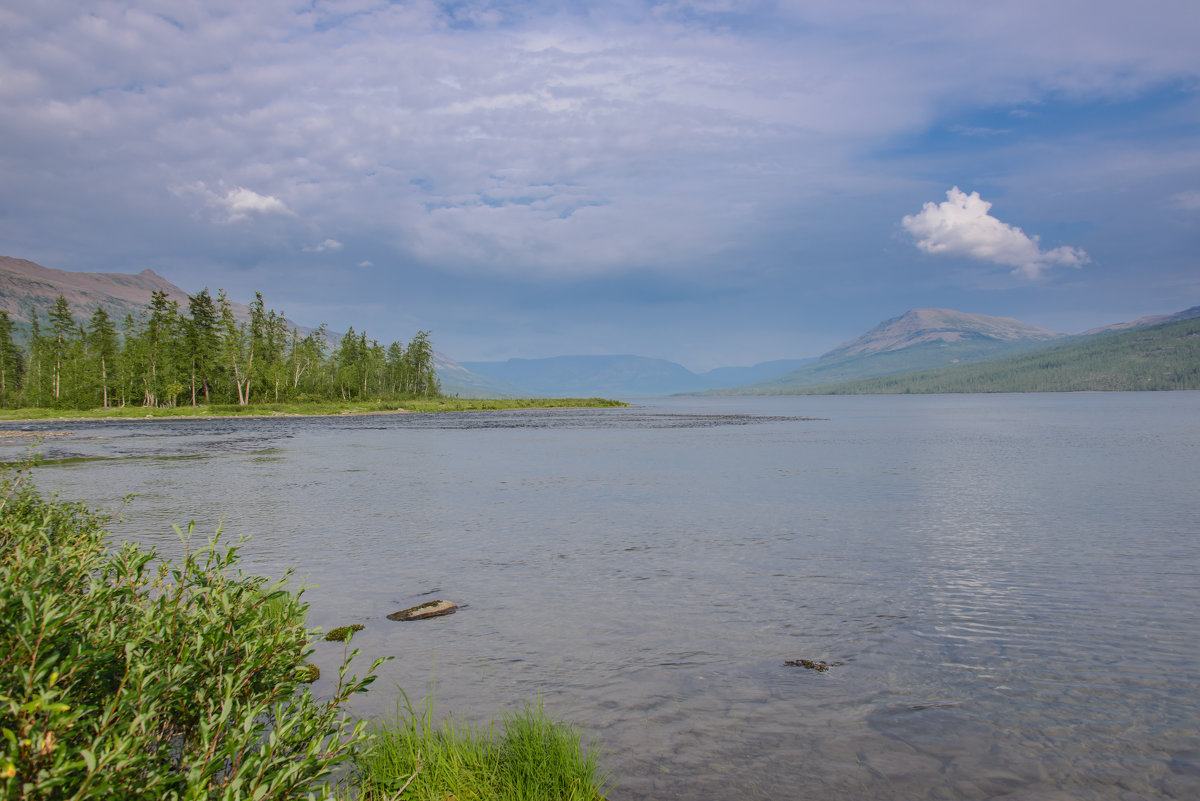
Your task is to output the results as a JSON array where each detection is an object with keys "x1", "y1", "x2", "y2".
[
  {"x1": 0, "y1": 396, "x2": 626, "y2": 421},
  {"x1": 0, "y1": 461, "x2": 608, "y2": 799}
]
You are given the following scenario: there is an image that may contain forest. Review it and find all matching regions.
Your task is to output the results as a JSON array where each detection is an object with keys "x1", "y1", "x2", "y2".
[{"x1": 0, "y1": 289, "x2": 440, "y2": 410}]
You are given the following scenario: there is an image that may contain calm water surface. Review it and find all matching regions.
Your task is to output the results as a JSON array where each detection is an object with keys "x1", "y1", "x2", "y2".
[{"x1": 7, "y1": 393, "x2": 1200, "y2": 800}]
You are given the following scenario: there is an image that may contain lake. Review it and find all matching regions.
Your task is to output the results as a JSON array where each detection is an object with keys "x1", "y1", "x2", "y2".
[{"x1": 6, "y1": 393, "x2": 1200, "y2": 800}]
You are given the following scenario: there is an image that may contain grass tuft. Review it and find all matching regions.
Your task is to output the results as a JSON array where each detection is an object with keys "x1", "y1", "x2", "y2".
[{"x1": 353, "y1": 692, "x2": 607, "y2": 801}]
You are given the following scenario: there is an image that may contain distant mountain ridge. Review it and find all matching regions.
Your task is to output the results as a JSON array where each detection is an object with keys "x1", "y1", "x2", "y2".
[
  {"x1": 1081, "y1": 305, "x2": 1200, "y2": 335},
  {"x1": 773, "y1": 315, "x2": 1200, "y2": 394},
  {"x1": 724, "y1": 308, "x2": 1070, "y2": 394},
  {"x1": 823, "y1": 308, "x2": 1065, "y2": 360},
  {"x1": 0, "y1": 256, "x2": 196, "y2": 323},
  {"x1": 461, "y1": 355, "x2": 816, "y2": 398}
]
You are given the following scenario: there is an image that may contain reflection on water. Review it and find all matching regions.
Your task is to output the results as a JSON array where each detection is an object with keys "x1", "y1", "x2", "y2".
[{"x1": 8, "y1": 394, "x2": 1200, "y2": 800}]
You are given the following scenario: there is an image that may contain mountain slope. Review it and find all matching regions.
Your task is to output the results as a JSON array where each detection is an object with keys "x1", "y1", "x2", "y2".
[
  {"x1": 0, "y1": 255, "x2": 195, "y2": 323},
  {"x1": 823, "y1": 308, "x2": 1064, "y2": 359},
  {"x1": 774, "y1": 315, "x2": 1200, "y2": 394},
  {"x1": 462, "y1": 355, "x2": 713, "y2": 397},
  {"x1": 723, "y1": 308, "x2": 1067, "y2": 393},
  {"x1": 460, "y1": 355, "x2": 818, "y2": 397},
  {"x1": 434, "y1": 354, "x2": 532, "y2": 398},
  {"x1": 1081, "y1": 305, "x2": 1200, "y2": 335}
]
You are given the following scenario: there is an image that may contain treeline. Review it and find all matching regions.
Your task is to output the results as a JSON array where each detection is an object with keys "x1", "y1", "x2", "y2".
[
  {"x1": 0, "y1": 290, "x2": 440, "y2": 409},
  {"x1": 776, "y1": 316, "x2": 1200, "y2": 395}
]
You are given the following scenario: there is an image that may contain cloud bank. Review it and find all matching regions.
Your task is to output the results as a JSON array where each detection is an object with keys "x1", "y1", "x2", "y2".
[
  {"x1": 902, "y1": 188, "x2": 1089, "y2": 280},
  {"x1": 1, "y1": 1, "x2": 1198, "y2": 362}
]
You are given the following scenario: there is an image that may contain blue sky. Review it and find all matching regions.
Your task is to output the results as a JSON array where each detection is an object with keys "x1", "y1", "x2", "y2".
[{"x1": 1, "y1": 0, "x2": 1198, "y2": 370}]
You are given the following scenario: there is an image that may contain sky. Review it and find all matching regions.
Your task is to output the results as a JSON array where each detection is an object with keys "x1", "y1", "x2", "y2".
[{"x1": 1, "y1": 1, "x2": 1198, "y2": 370}]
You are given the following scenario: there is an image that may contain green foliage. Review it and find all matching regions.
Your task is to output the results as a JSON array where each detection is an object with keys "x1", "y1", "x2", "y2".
[
  {"x1": 353, "y1": 693, "x2": 607, "y2": 801},
  {"x1": 758, "y1": 316, "x2": 1200, "y2": 395},
  {"x1": 0, "y1": 461, "x2": 385, "y2": 799},
  {"x1": 5, "y1": 291, "x2": 455, "y2": 411},
  {"x1": 0, "y1": 312, "x2": 23, "y2": 408}
]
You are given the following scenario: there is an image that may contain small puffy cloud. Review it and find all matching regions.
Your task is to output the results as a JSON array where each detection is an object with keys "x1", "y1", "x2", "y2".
[
  {"x1": 303, "y1": 238, "x2": 343, "y2": 252},
  {"x1": 222, "y1": 187, "x2": 292, "y2": 222},
  {"x1": 357, "y1": 260, "x2": 374, "y2": 268},
  {"x1": 902, "y1": 187, "x2": 1088, "y2": 280},
  {"x1": 175, "y1": 182, "x2": 293, "y2": 223}
]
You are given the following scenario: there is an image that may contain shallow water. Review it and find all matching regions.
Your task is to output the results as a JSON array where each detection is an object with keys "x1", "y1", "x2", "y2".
[{"x1": 8, "y1": 393, "x2": 1200, "y2": 800}]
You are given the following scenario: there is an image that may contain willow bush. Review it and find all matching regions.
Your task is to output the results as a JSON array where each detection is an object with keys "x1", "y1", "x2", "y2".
[{"x1": 0, "y1": 461, "x2": 383, "y2": 800}]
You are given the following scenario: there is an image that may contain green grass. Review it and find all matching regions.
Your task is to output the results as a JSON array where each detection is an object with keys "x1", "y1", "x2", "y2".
[
  {"x1": 0, "y1": 397, "x2": 626, "y2": 420},
  {"x1": 352, "y1": 693, "x2": 608, "y2": 801}
]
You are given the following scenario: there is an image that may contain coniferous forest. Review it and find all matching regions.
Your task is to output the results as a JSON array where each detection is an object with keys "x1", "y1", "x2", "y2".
[{"x1": 0, "y1": 290, "x2": 439, "y2": 410}]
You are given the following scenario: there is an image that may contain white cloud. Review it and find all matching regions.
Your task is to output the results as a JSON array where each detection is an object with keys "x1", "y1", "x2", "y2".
[
  {"x1": 222, "y1": 187, "x2": 292, "y2": 222},
  {"x1": 303, "y1": 238, "x2": 343, "y2": 252},
  {"x1": 174, "y1": 182, "x2": 293, "y2": 224},
  {"x1": 357, "y1": 260, "x2": 373, "y2": 267},
  {"x1": 902, "y1": 187, "x2": 1089, "y2": 280}
]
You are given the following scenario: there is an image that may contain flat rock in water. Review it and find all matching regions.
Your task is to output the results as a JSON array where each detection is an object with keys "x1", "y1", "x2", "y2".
[{"x1": 387, "y1": 600, "x2": 458, "y2": 621}]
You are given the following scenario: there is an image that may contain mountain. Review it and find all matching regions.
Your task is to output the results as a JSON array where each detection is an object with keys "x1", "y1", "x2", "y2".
[
  {"x1": 699, "y1": 358, "x2": 816, "y2": 386},
  {"x1": 773, "y1": 314, "x2": 1200, "y2": 394},
  {"x1": 434, "y1": 354, "x2": 531, "y2": 398},
  {"x1": 461, "y1": 355, "x2": 712, "y2": 397},
  {"x1": 724, "y1": 308, "x2": 1069, "y2": 393},
  {"x1": 1080, "y1": 305, "x2": 1200, "y2": 335},
  {"x1": 459, "y1": 355, "x2": 818, "y2": 397},
  {"x1": 823, "y1": 308, "x2": 1065, "y2": 360},
  {"x1": 0, "y1": 256, "x2": 195, "y2": 324}
]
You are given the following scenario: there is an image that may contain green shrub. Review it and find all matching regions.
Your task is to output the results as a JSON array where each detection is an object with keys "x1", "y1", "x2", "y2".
[{"x1": 0, "y1": 460, "x2": 385, "y2": 800}]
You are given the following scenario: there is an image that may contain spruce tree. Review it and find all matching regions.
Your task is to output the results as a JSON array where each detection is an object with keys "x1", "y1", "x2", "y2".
[
  {"x1": 87, "y1": 307, "x2": 118, "y2": 408},
  {"x1": 0, "y1": 311, "x2": 24, "y2": 407}
]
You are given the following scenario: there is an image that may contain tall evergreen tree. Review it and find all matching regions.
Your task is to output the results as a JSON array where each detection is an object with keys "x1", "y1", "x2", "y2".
[
  {"x1": 87, "y1": 307, "x2": 119, "y2": 408},
  {"x1": 219, "y1": 290, "x2": 253, "y2": 405},
  {"x1": 0, "y1": 311, "x2": 24, "y2": 407},
  {"x1": 334, "y1": 326, "x2": 362, "y2": 400},
  {"x1": 405, "y1": 330, "x2": 438, "y2": 397},
  {"x1": 25, "y1": 309, "x2": 50, "y2": 407},
  {"x1": 186, "y1": 289, "x2": 221, "y2": 405},
  {"x1": 47, "y1": 295, "x2": 76, "y2": 405}
]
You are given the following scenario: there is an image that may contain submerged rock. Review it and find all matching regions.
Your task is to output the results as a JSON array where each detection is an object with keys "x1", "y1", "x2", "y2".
[
  {"x1": 785, "y1": 659, "x2": 843, "y2": 672},
  {"x1": 387, "y1": 599, "x2": 458, "y2": 621}
]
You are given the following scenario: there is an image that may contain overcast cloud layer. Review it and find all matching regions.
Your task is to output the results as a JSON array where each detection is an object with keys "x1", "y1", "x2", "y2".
[{"x1": 2, "y1": 1, "x2": 1198, "y2": 368}]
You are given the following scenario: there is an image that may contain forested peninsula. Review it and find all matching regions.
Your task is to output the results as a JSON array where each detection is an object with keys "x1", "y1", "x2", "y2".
[{"x1": 0, "y1": 290, "x2": 621, "y2": 417}]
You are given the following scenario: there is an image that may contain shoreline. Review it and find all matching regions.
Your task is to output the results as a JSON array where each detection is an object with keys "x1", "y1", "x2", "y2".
[{"x1": 0, "y1": 397, "x2": 627, "y2": 424}]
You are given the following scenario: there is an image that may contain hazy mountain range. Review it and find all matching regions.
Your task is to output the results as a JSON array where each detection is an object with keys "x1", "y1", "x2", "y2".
[
  {"x1": 461, "y1": 306, "x2": 1199, "y2": 396},
  {"x1": 460, "y1": 355, "x2": 816, "y2": 398},
  {"x1": 1, "y1": 256, "x2": 1196, "y2": 398}
]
